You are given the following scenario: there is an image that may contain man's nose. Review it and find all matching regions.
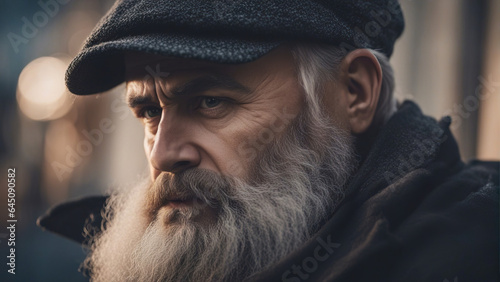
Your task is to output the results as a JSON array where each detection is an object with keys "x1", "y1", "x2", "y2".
[{"x1": 149, "y1": 115, "x2": 201, "y2": 173}]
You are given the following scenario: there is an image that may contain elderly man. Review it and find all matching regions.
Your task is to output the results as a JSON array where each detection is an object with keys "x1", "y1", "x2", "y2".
[{"x1": 38, "y1": 0, "x2": 498, "y2": 281}]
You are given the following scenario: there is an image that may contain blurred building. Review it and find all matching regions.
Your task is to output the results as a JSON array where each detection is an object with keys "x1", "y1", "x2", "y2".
[{"x1": 392, "y1": 0, "x2": 500, "y2": 161}]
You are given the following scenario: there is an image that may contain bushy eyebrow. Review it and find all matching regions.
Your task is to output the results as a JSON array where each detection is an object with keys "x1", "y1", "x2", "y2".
[
  {"x1": 127, "y1": 95, "x2": 153, "y2": 108},
  {"x1": 127, "y1": 74, "x2": 251, "y2": 108}
]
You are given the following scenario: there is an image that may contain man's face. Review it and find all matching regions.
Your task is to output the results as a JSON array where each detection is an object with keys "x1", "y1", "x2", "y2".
[
  {"x1": 126, "y1": 47, "x2": 306, "y2": 181},
  {"x1": 86, "y1": 47, "x2": 356, "y2": 282}
]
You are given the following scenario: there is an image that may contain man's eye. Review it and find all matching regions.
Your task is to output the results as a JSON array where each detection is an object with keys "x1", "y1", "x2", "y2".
[
  {"x1": 142, "y1": 107, "x2": 162, "y2": 119},
  {"x1": 199, "y1": 97, "x2": 222, "y2": 109}
]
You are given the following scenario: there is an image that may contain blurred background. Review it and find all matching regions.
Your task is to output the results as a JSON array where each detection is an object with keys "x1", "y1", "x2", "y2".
[{"x1": 0, "y1": 0, "x2": 499, "y2": 281}]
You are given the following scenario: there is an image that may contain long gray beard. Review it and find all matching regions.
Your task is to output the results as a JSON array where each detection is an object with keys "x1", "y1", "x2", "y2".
[{"x1": 83, "y1": 105, "x2": 357, "y2": 282}]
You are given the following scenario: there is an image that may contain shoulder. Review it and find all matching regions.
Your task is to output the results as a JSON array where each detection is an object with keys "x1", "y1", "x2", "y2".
[{"x1": 395, "y1": 160, "x2": 499, "y2": 281}]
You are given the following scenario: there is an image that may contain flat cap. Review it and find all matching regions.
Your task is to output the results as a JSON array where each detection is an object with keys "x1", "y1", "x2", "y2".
[{"x1": 66, "y1": 0, "x2": 404, "y2": 95}]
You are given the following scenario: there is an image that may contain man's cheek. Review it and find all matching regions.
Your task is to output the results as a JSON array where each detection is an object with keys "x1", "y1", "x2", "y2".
[
  {"x1": 237, "y1": 141, "x2": 258, "y2": 162},
  {"x1": 226, "y1": 159, "x2": 245, "y2": 177},
  {"x1": 220, "y1": 142, "x2": 257, "y2": 178}
]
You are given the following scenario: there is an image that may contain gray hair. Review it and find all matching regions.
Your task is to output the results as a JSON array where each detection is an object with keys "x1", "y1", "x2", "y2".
[{"x1": 291, "y1": 44, "x2": 397, "y2": 127}]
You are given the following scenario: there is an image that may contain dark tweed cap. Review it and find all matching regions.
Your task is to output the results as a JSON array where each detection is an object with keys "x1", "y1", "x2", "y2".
[{"x1": 66, "y1": 0, "x2": 404, "y2": 95}]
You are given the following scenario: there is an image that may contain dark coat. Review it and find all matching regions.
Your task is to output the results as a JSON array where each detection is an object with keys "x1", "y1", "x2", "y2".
[{"x1": 38, "y1": 101, "x2": 499, "y2": 281}]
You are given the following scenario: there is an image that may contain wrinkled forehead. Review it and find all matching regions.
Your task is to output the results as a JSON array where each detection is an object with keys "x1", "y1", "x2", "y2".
[
  {"x1": 124, "y1": 52, "x2": 253, "y2": 100},
  {"x1": 123, "y1": 46, "x2": 298, "y2": 100}
]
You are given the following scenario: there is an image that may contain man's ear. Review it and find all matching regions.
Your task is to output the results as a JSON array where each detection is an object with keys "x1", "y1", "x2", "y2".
[{"x1": 341, "y1": 49, "x2": 382, "y2": 134}]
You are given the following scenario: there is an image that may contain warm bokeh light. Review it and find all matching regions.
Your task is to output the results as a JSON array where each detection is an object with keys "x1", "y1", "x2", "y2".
[{"x1": 17, "y1": 56, "x2": 72, "y2": 121}]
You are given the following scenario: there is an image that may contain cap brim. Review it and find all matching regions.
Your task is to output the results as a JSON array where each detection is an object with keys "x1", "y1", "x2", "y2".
[{"x1": 66, "y1": 33, "x2": 281, "y2": 95}]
